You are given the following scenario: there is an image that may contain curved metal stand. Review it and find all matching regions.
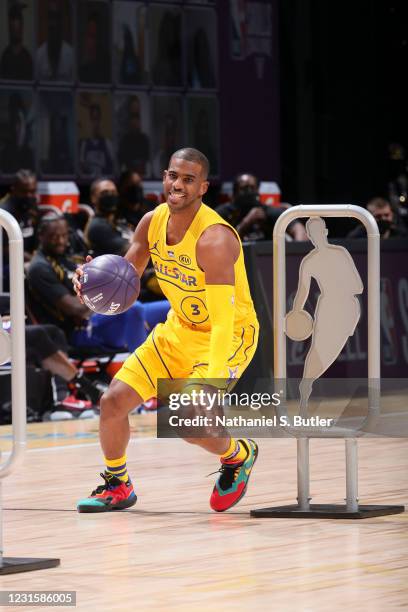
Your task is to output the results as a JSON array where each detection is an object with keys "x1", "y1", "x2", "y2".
[
  {"x1": 0, "y1": 209, "x2": 60, "y2": 573},
  {"x1": 251, "y1": 205, "x2": 405, "y2": 519}
]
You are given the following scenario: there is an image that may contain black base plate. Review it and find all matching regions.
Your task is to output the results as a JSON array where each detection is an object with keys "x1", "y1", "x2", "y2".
[
  {"x1": 0, "y1": 557, "x2": 60, "y2": 575},
  {"x1": 250, "y1": 504, "x2": 405, "y2": 519}
]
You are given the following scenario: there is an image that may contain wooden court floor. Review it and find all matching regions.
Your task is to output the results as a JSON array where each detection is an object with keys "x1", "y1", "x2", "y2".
[{"x1": 0, "y1": 415, "x2": 407, "y2": 611}]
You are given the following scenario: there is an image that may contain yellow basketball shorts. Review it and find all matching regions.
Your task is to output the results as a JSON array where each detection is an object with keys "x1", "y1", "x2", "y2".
[{"x1": 115, "y1": 314, "x2": 259, "y2": 401}]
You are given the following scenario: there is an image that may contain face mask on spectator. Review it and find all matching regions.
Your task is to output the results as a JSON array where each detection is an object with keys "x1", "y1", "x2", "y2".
[
  {"x1": 234, "y1": 192, "x2": 260, "y2": 215},
  {"x1": 11, "y1": 195, "x2": 37, "y2": 213},
  {"x1": 377, "y1": 219, "x2": 392, "y2": 234},
  {"x1": 98, "y1": 193, "x2": 118, "y2": 213}
]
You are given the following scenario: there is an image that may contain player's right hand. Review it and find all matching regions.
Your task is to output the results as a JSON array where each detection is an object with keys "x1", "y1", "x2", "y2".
[{"x1": 73, "y1": 255, "x2": 92, "y2": 304}]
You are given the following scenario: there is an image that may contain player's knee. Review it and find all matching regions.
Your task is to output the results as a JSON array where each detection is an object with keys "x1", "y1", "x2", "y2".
[{"x1": 100, "y1": 389, "x2": 127, "y2": 419}]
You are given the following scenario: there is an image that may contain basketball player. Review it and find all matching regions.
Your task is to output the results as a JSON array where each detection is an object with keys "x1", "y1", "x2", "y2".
[
  {"x1": 74, "y1": 148, "x2": 260, "y2": 513},
  {"x1": 288, "y1": 217, "x2": 363, "y2": 415}
]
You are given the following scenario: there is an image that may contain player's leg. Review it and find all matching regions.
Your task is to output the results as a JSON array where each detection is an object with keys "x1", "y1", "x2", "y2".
[
  {"x1": 183, "y1": 323, "x2": 259, "y2": 511},
  {"x1": 99, "y1": 378, "x2": 142, "y2": 460},
  {"x1": 77, "y1": 333, "x2": 161, "y2": 513},
  {"x1": 77, "y1": 378, "x2": 145, "y2": 513}
]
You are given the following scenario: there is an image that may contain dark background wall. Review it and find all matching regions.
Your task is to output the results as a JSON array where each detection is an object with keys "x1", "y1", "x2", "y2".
[
  {"x1": 0, "y1": 0, "x2": 281, "y2": 188},
  {"x1": 1, "y1": 0, "x2": 407, "y2": 205},
  {"x1": 218, "y1": 0, "x2": 280, "y2": 180},
  {"x1": 279, "y1": 0, "x2": 408, "y2": 204}
]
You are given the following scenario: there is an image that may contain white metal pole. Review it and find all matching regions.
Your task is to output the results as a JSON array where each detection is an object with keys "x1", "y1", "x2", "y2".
[{"x1": 0, "y1": 210, "x2": 27, "y2": 567}]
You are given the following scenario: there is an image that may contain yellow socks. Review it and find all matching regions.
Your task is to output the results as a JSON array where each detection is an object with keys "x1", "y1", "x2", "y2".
[
  {"x1": 105, "y1": 455, "x2": 129, "y2": 483},
  {"x1": 220, "y1": 438, "x2": 248, "y2": 465}
]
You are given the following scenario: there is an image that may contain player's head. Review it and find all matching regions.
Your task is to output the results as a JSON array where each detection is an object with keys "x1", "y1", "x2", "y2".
[
  {"x1": 163, "y1": 148, "x2": 209, "y2": 213},
  {"x1": 38, "y1": 214, "x2": 69, "y2": 256},
  {"x1": 306, "y1": 217, "x2": 328, "y2": 246}
]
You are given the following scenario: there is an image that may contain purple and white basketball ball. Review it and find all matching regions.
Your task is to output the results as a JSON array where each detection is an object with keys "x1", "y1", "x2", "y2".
[{"x1": 81, "y1": 254, "x2": 140, "y2": 315}]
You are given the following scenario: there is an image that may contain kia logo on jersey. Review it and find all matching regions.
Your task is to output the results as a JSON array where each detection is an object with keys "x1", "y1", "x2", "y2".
[{"x1": 179, "y1": 254, "x2": 191, "y2": 265}]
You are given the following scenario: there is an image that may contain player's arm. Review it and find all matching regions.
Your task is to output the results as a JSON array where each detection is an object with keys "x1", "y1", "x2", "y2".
[
  {"x1": 124, "y1": 210, "x2": 154, "y2": 277},
  {"x1": 73, "y1": 211, "x2": 154, "y2": 302},
  {"x1": 196, "y1": 225, "x2": 240, "y2": 379},
  {"x1": 292, "y1": 258, "x2": 311, "y2": 311}
]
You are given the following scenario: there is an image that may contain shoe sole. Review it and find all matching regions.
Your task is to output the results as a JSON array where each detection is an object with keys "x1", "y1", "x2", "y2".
[
  {"x1": 77, "y1": 495, "x2": 137, "y2": 514},
  {"x1": 213, "y1": 440, "x2": 259, "y2": 512}
]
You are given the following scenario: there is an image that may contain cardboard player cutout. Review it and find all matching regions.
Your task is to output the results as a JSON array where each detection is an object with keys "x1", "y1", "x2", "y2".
[{"x1": 285, "y1": 217, "x2": 363, "y2": 416}]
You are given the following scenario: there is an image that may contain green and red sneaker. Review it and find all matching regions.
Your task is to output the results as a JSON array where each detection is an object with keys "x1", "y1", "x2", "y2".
[
  {"x1": 210, "y1": 439, "x2": 258, "y2": 512},
  {"x1": 77, "y1": 472, "x2": 137, "y2": 513}
]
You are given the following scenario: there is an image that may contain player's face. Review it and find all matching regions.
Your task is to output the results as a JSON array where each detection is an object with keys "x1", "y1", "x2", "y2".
[{"x1": 163, "y1": 157, "x2": 208, "y2": 213}]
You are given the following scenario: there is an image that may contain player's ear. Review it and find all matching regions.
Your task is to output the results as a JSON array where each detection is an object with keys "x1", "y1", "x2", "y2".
[
  {"x1": 162, "y1": 170, "x2": 168, "y2": 185},
  {"x1": 199, "y1": 180, "x2": 209, "y2": 197}
]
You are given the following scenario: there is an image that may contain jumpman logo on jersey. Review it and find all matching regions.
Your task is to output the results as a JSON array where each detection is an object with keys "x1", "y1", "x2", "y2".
[{"x1": 150, "y1": 240, "x2": 160, "y2": 255}]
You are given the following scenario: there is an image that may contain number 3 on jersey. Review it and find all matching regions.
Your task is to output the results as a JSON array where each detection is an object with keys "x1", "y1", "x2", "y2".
[
  {"x1": 191, "y1": 303, "x2": 200, "y2": 316},
  {"x1": 181, "y1": 296, "x2": 209, "y2": 324}
]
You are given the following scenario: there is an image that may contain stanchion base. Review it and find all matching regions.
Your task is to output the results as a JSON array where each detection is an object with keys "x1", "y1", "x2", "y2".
[
  {"x1": 0, "y1": 557, "x2": 60, "y2": 574},
  {"x1": 250, "y1": 504, "x2": 405, "y2": 519}
]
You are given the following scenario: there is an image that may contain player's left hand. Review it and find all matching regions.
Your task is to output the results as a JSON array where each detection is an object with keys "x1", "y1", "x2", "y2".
[{"x1": 72, "y1": 255, "x2": 93, "y2": 303}]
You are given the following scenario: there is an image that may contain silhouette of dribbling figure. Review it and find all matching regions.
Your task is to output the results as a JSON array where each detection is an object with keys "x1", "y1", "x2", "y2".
[{"x1": 285, "y1": 217, "x2": 363, "y2": 416}]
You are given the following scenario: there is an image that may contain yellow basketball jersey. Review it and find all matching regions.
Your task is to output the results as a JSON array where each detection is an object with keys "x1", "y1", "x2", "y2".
[{"x1": 147, "y1": 202, "x2": 258, "y2": 334}]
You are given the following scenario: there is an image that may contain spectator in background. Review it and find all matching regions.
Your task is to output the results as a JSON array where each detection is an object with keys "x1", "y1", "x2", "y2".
[
  {"x1": 152, "y1": 11, "x2": 182, "y2": 87},
  {"x1": 0, "y1": 169, "x2": 39, "y2": 262},
  {"x1": 36, "y1": 0, "x2": 73, "y2": 81},
  {"x1": 117, "y1": 170, "x2": 155, "y2": 231},
  {"x1": 0, "y1": 3, "x2": 33, "y2": 80},
  {"x1": 188, "y1": 27, "x2": 216, "y2": 89},
  {"x1": 79, "y1": 10, "x2": 110, "y2": 83},
  {"x1": 347, "y1": 197, "x2": 408, "y2": 239},
  {"x1": 0, "y1": 92, "x2": 34, "y2": 174},
  {"x1": 192, "y1": 108, "x2": 217, "y2": 175},
  {"x1": 120, "y1": 25, "x2": 142, "y2": 85},
  {"x1": 387, "y1": 143, "x2": 408, "y2": 230},
  {"x1": 118, "y1": 96, "x2": 150, "y2": 175},
  {"x1": 216, "y1": 173, "x2": 307, "y2": 241},
  {"x1": 153, "y1": 113, "x2": 178, "y2": 178},
  {"x1": 85, "y1": 178, "x2": 131, "y2": 257},
  {"x1": 24, "y1": 323, "x2": 100, "y2": 410},
  {"x1": 117, "y1": 171, "x2": 163, "y2": 303},
  {"x1": 87, "y1": 177, "x2": 163, "y2": 303},
  {"x1": 27, "y1": 215, "x2": 169, "y2": 353},
  {"x1": 79, "y1": 103, "x2": 114, "y2": 177}
]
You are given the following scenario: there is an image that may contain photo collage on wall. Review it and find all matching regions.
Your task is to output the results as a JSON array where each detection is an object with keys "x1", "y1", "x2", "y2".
[{"x1": 0, "y1": 0, "x2": 219, "y2": 181}]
